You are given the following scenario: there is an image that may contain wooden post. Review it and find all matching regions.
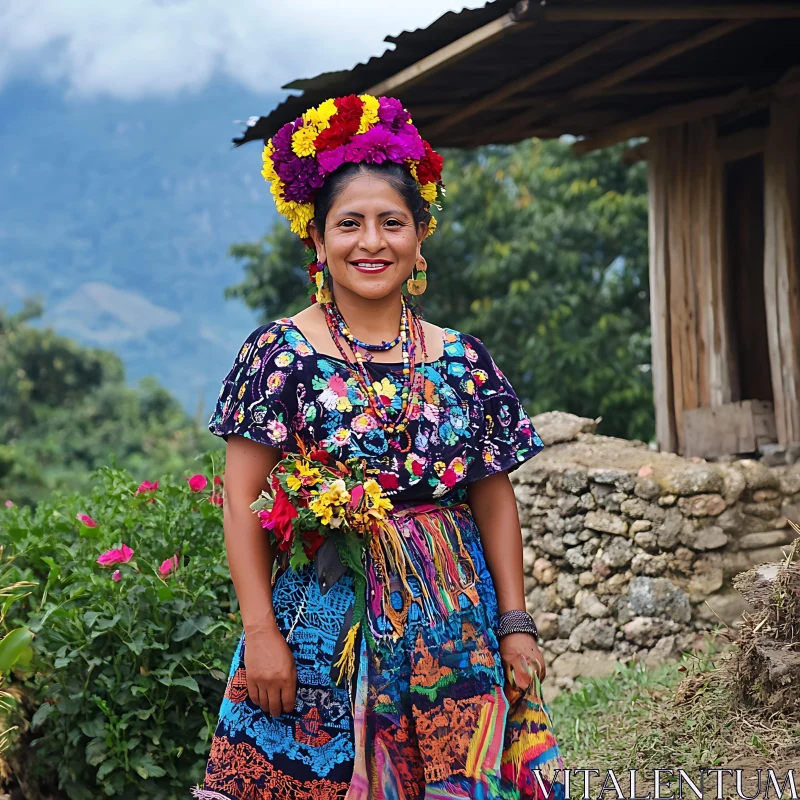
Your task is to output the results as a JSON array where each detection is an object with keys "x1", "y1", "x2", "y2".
[
  {"x1": 648, "y1": 129, "x2": 678, "y2": 453},
  {"x1": 763, "y1": 99, "x2": 800, "y2": 445}
]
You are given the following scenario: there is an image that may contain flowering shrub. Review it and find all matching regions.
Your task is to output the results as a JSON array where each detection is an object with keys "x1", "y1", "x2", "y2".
[{"x1": 1, "y1": 459, "x2": 239, "y2": 799}]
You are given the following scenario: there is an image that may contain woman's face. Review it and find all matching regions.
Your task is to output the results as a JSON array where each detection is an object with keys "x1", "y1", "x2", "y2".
[{"x1": 311, "y1": 173, "x2": 427, "y2": 302}]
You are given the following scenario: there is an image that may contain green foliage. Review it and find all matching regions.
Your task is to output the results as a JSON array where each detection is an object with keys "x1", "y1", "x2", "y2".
[
  {"x1": 0, "y1": 305, "x2": 217, "y2": 506},
  {"x1": 226, "y1": 138, "x2": 653, "y2": 441},
  {"x1": 1, "y1": 461, "x2": 238, "y2": 798}
]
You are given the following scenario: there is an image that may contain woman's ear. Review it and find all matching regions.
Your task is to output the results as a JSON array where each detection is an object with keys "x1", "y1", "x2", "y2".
[
  {"x1": 308, "y1": 220, "x2": 326, "y2": 264},
  {"x1": 416, "y1": 221, "x2": 429, "y2": 244}
]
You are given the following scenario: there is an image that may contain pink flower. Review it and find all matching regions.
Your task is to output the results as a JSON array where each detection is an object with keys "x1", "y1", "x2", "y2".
[
  {"x1": 4, "y1": 500, "x2": 14, "y2": 508},
  {"x1": 112, "y1": 570, "x2": 122, "y2": 582},
  {"x1": 208, "y1": 494, "x2": 223, "y2": 506},
  {"x1": 214, "y1": 475, "x2": 223, "y2": 486},
  {"x1": 186, "y1": 474, "x2": 208, "y2": 492},
  {"x1": 158, "y1": 555, "x2": 179, "y2": 578},
  {"x1": 97, "y1": 544, "x2": 134, "y2": 567},
  {"x1": 77, "y1": 513, "x2": 98, "y2": 528},
  {"x1": 135, "y1": 480, "x2": 159, "y2": 495}
]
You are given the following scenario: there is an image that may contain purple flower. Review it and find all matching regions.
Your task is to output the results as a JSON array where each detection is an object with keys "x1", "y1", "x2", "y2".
[
  {"x1": 318, "y1": 145, "x2": 348, "y2": 175},
  {"x1": 272, "y1": 118, "x2": 301, "y2": 156},
  {"x1": 345, "y1": 127, "x2": 393, "y2": 165},
  {"x1": 378, "y1": 97, "x2": 411, "y2": 130},
  {"x1": 386, "y1": 125, "x2": 425, "y2": 162}
]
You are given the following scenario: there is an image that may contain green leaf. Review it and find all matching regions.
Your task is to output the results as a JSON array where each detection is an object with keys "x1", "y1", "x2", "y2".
[
  {"x1": 85, "y1": 737, "x2": 108, "y2": 767},
  {"x1": 156, "y1": 585, "x2": 173, "y2": 602},
  {"x1": 172, "y1": 618, "x2": 199, "y2": 642},
  {"x1": 80, "y1": 718, "x2": 106, "y2": 739},
  {"x1": 172, "y1": 676, "x2": 200, "y2": 693},
  {"x1": 94, "y1": 615, "x2": 121, "y2": 631},
  {"x1": 0, "y1": 627, "x2": 34, "y2": 671},
  {"x1": 130, "y1": 753, "x2": 166, "y2": 779},
  {"x1": 31, "y1": 702, "x2": 55, "y2": 729},
  {"x1": 96, "y1": 759, "x2": 117, "y2": 781}
]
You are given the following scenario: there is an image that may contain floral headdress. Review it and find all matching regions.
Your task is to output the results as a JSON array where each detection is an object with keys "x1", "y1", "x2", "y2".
[{"x1": 261, "y1": 95, "x2": 444, "y2": 245}]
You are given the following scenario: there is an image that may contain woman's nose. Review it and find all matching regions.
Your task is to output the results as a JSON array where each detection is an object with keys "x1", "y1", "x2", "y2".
[{"x1": 359, "y1": 222, "x2": 385, "y2": 252}]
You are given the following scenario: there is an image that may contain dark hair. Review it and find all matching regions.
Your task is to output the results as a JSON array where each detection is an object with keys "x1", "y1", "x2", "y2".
[{"x1": 312, "y1": 162, "x2": 431, "y2": 238}]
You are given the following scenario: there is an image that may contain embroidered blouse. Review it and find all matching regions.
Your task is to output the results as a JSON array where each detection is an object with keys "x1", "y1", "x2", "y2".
[{"x1": 208, "y1": 319, "x2": 543, "y2": 505}]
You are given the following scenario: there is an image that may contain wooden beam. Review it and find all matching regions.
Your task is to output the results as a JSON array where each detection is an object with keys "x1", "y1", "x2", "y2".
[
  {"x1": 364, "y1": 6, "x2": 532, "y2": 97},
  {"x1": 490, "y1": 20, "x2": 749, "y2": 142},
  {"x1": 592, "y1": 76, "x2": 754, "y2": 95},
  {"x1": 424, "y1": 21, "x2": 651, "y2": 139},
  {"x1": 572, "y1": 88, "x2": 750, "y2": 153},
  {"x1": 527, "y1": 4, "x2": 800, "y2": 21}
]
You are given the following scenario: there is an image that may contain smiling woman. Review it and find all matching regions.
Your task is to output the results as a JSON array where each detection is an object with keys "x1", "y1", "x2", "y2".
[{"x1": 193, "y1": 94, "x2": 562, "y2": 800}]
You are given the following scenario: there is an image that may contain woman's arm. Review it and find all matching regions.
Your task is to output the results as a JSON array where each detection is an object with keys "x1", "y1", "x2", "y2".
[
  {"x1": 467, "y1": 470, "x2": 546, "y2": 687},
  {"x1": 224, "y1": 434, "x2": 297, "y2": 716}
]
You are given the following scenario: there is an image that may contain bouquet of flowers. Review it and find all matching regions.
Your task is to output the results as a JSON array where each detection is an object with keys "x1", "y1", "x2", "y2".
[{"x1": 250, "y1": 436, "x2": 393, "y2": 679}]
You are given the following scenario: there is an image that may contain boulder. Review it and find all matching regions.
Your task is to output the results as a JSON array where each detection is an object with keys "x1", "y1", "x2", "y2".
[
  {"x1": 551, "y1": 650, "x2": 619, "y2": 680},
  {"x1": 576, "y1": 590, "x2": 610, "y2": 618},
  {"x1": 533, "y1": 611, "x2": 559, "y2": 641},
  {"x1": 735, "y1": 459, "x2": 780, "y2": 491},
  {"x1": 531, "y1": 411, "x2": 598, "y2": 445},
  {"x1": 659, "y1": 465, "x2": 723, "y2": 496},
  {"x1": 678, "y1": 522, "x2": 728, "y2": 551},
  {"x1": 556, "y1": 573, "x2": 579, "y2": 601},
  {"x1": 600, "y1": 537, "x2": 635, "y2": 569},
  {"x1": 634, "y1": 477, "x2": 661, "y2": 500},
  {"x1": 623, "y1": 616, "x2": 677, "y2": 647},
  {"x1": 631, "y1": 553, "x2": 669, "y2": 576},
  {"x1": 588, "y1": 467, "x2": 635, "y2": 492},
  {"x1": 586, "y1": 509, "x2": 629, "y2": 537},
  {"x1": 568, "y1": 618, "x2": 617, "y2": 651},
  {"x1": 738, "y1": 530, "x2": 796, "y2": 550},
  {"x1": 627, "y1": 576, "x2": 691, "y2": 623},
  {"x1": 677, "y1": 493, "x2": 726, "y2": 517},
  {"x1": 688, "y1": 567, "x2": 724, "y2": 598}
]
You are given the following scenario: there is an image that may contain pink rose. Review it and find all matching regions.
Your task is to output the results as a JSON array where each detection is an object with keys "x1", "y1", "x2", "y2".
[
  {"x1": 158, "y1": 555, "x2": 179, "y2": 577},
  {"x1": 135, "y1": 480, "x2": 158, "y2": 495},
  {"x1": 112, "y1": 570, "x2": 122, "y2": 582},
  {"x1": 214, "y1": 475, "x2": 223, "y2": 486},
  {"x1": 77, "y1": 513, "x2": 98, "y2": 528},
  {"x1": 186, "y1": 474, "x2": 208, "y2": 492},
  {"x1": 4, "y1": 500, "x2": 14, "y2": 508},
  {"x1": 97, "y1": 544, "x2": 134, "y2": 567},
  {"x1": 208, "y1": 494, "x2": 223, "y2": 506}
]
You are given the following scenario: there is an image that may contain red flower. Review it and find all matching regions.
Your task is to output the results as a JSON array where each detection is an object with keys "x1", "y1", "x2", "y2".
[
  {"x1": 411, "y1": 460, "x2": 424, "y2": 477},
  {"x1": 417, "y1": 141, "x2": 444, "y2": 185},
  {"x1": 308, "y1": 448, "x2": 332, "y2": 465},
  {"x1": 378, "y1": 472, "x2": 399, "y2": 490},
  {"x1": 303, "y1": 529, "x2": 325, "y2": 560},
  {"x1": 208, "y1": 494, "x2": 224, "y2": 506},
  {"x1": 214, "y1": 475, "x2": 224, "y2": 486},
  {"x1": 442, "y1": 468, "x2": 459, "y2": 488},
  {"x1": 186, "y1": 474, "x2": 208, "y2": 492},
  {"x1": 263, "y1": 487, "x2": 298, "y2": 551},
  {"x1": 315, "y1": 95, "x2": 364, "y2": 151}
]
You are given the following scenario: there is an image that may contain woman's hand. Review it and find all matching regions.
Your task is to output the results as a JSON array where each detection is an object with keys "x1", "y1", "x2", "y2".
[
  {"x1": 499, "y1": 632, "x2": 546, "y2": 704},
  {"x1": 244, "y1": 627, "x2": 297, "y2": 717}
]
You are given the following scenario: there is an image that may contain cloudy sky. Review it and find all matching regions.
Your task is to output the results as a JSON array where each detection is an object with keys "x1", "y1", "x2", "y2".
[{"x1": 0, "y1": 0, "x2": 482, "y2": 99}]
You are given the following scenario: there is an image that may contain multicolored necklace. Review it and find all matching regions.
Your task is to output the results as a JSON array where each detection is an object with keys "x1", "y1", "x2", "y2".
[{"x1": 323, "y1": 298, "x2": 420, "y2": 434}]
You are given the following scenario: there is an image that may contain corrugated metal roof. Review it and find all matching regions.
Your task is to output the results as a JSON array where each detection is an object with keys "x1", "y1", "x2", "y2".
[{"x1": 234, "y1": 0, "x2": 800, "y2": 149}]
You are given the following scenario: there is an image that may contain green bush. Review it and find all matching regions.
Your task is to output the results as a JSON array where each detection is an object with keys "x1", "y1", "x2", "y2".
[{"x1": 1, "y1": 458, "x2": 239, "y2": 799}]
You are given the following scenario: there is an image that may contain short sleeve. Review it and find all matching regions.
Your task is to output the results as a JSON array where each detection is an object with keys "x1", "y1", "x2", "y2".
[
  {"x1": 464, "y1": 336, "x2": 544, "y2": 482},
  {"x1": 207, "y1": 323, "x2": 299, "y2": 450}
]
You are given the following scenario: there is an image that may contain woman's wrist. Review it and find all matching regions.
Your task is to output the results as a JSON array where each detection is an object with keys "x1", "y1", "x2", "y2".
[{"x1": 496, "y1": 609, "x2": 539, "y2": 641}]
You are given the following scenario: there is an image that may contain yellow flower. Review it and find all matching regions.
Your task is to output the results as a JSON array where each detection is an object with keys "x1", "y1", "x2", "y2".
[
  {"x1": 425, "y1": 216, "x2": 437, "y2": 237},
  {"x1": 363, "y1": 478, "x2": 393, "y2": 519},
  {"x1": 261, "y1": 142, "x2": 278, "y2": 182},
  {"x1": 292, "y1": 126, "x2": 318, "y2": 157},
  {"x1": 419, "y1": 182, "x2": 438, "y2": 203},
  {"x1": 310, "y1": 479, "x2": 350, "y2": 526},
  {"x1": 371, "y1": 377, "x2": 396, "y2": 402},
  {"x1": 310, "y1": 496, "x2": 333, "y2": 526},
  {"x1": 286, "y1": 461, "x2": 323, "y2": 491},
  {"x1": 315, "y1": 269, "x2": 333, "y2": 303},
  {"x1": 336, "y1": 395, "x2": 353, "y2": 413},
  {"x1": 305, "y1": 98, "x2": 337, "y2": 131},
  {"x1": 326, "y1": 479, "x2": 351, "y2": 506},
  {"x1": 357, "y1": 94, "x2": 380, "y2": 134}
]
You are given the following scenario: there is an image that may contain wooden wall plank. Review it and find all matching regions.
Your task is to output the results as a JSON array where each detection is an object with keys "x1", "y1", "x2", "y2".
[{"x1": 763, "y1": 99, "x2": 800, "y2": 445}]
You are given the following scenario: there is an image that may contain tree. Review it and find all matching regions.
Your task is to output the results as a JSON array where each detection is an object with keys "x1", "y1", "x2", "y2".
[
  {"x1": 225, "y1": 139, "x2": 653, "y2": 441},
  {"x1": 0, "y1": 306, "x2": 215, "y2": 505}
]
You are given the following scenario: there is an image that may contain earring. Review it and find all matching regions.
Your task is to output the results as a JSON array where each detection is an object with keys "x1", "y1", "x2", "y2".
[
  {"x1": 315, "y1": 261, "x2": 333, "y2": 304},
  {"x1": 406, "y1": 254, "x2": 427, "y2": 296}
]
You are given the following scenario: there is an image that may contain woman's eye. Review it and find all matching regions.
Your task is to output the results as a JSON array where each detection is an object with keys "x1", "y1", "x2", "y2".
[
  {"x1": 339, "y1": 219, "x2": 358, "y2": 228},
  {"x1": 385, "y1": 219, "x2": 402, "y2": 227}
]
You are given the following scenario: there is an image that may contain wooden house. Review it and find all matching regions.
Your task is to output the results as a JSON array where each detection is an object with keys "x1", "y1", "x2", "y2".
[{"x1": 240, "y1": 1, "x2": 800, "y2": 459}]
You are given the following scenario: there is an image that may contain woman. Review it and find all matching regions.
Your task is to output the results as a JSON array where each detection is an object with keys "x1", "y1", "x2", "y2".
[{"x1": 194, "y1": 94, "x2": 562, "y2": 800}]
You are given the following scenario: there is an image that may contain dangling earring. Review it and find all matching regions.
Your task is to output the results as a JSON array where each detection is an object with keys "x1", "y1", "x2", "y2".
[
  {"x1": 406, "y1": 254, "x2": 427, "y2": 296},
  {"x1": 315, "y1": 261, "x2": 333, "y2": 304}
]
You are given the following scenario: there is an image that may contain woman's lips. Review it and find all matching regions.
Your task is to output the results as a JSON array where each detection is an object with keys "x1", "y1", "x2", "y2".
[{"x1": 350, "y1": 260, "x2": 392, "y2": 274}]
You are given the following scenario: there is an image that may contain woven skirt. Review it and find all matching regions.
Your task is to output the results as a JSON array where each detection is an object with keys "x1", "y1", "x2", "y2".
[{"x1": 193, "y1": 503, "x2": 564, "y2": 800}]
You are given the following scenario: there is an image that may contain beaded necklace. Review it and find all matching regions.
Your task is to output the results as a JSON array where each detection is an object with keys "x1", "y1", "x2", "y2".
[{"x1": 323, "y1": 298, "x2": 421, "y2": 434}]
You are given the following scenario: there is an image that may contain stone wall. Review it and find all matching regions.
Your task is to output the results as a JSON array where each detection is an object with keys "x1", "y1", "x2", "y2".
[{"x1": 516, "y1": 413, "x2": 800, "y2": 692}]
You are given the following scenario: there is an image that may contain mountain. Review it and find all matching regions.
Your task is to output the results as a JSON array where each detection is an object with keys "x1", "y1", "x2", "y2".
[{"x1": 0, "y1": 78, "x2": 284, "y2": 415}]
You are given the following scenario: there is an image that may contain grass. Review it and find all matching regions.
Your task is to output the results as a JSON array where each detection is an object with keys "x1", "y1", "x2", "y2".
[{"x1": 549, "y1": 642, "x2": 800, "y2": 771}]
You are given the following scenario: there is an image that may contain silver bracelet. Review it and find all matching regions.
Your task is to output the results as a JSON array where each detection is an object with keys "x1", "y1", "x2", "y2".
[{"x1": 496, "y1": 609, "x2": 539, "y2": 640}]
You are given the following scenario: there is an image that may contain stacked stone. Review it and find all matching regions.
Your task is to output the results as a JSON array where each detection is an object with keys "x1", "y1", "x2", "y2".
[{"x1": 513, "y1": 415, "x2": 800, "y2": 690}]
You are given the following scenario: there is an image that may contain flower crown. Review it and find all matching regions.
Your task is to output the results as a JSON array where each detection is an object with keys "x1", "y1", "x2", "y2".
[{"x1": 261, "y1": 94, "x2": 444, "y2": 242}]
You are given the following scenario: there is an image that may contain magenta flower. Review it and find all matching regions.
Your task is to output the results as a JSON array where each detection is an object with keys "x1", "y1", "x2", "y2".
[
  {"x1": 186, "y1": 474, "x2": 208, "y2": 492},
  {"x1": 135, "y1": 480, "x2": 158, "y2": 495},
  {"x1": 158, "y1": 555, "x2": 179, "y2": 578},
  {"x1": 214, "y1": 475, "x2": 223, "y2": 486},
  {"x1": 97, "y1": 544, "x2": 134, "y2": 567},
  {"x1": 4, "y1": 500, "x2": 14, "y2": 508},
  {"x1": 112, "y1": 569, "x2": 122, "y2": 582},
  {"x1": 77, "y1": 513, "x2": 98, "y2": 528},
  {"x1": 208, "y1": 494, "x2": 223, "y2": 506}
]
